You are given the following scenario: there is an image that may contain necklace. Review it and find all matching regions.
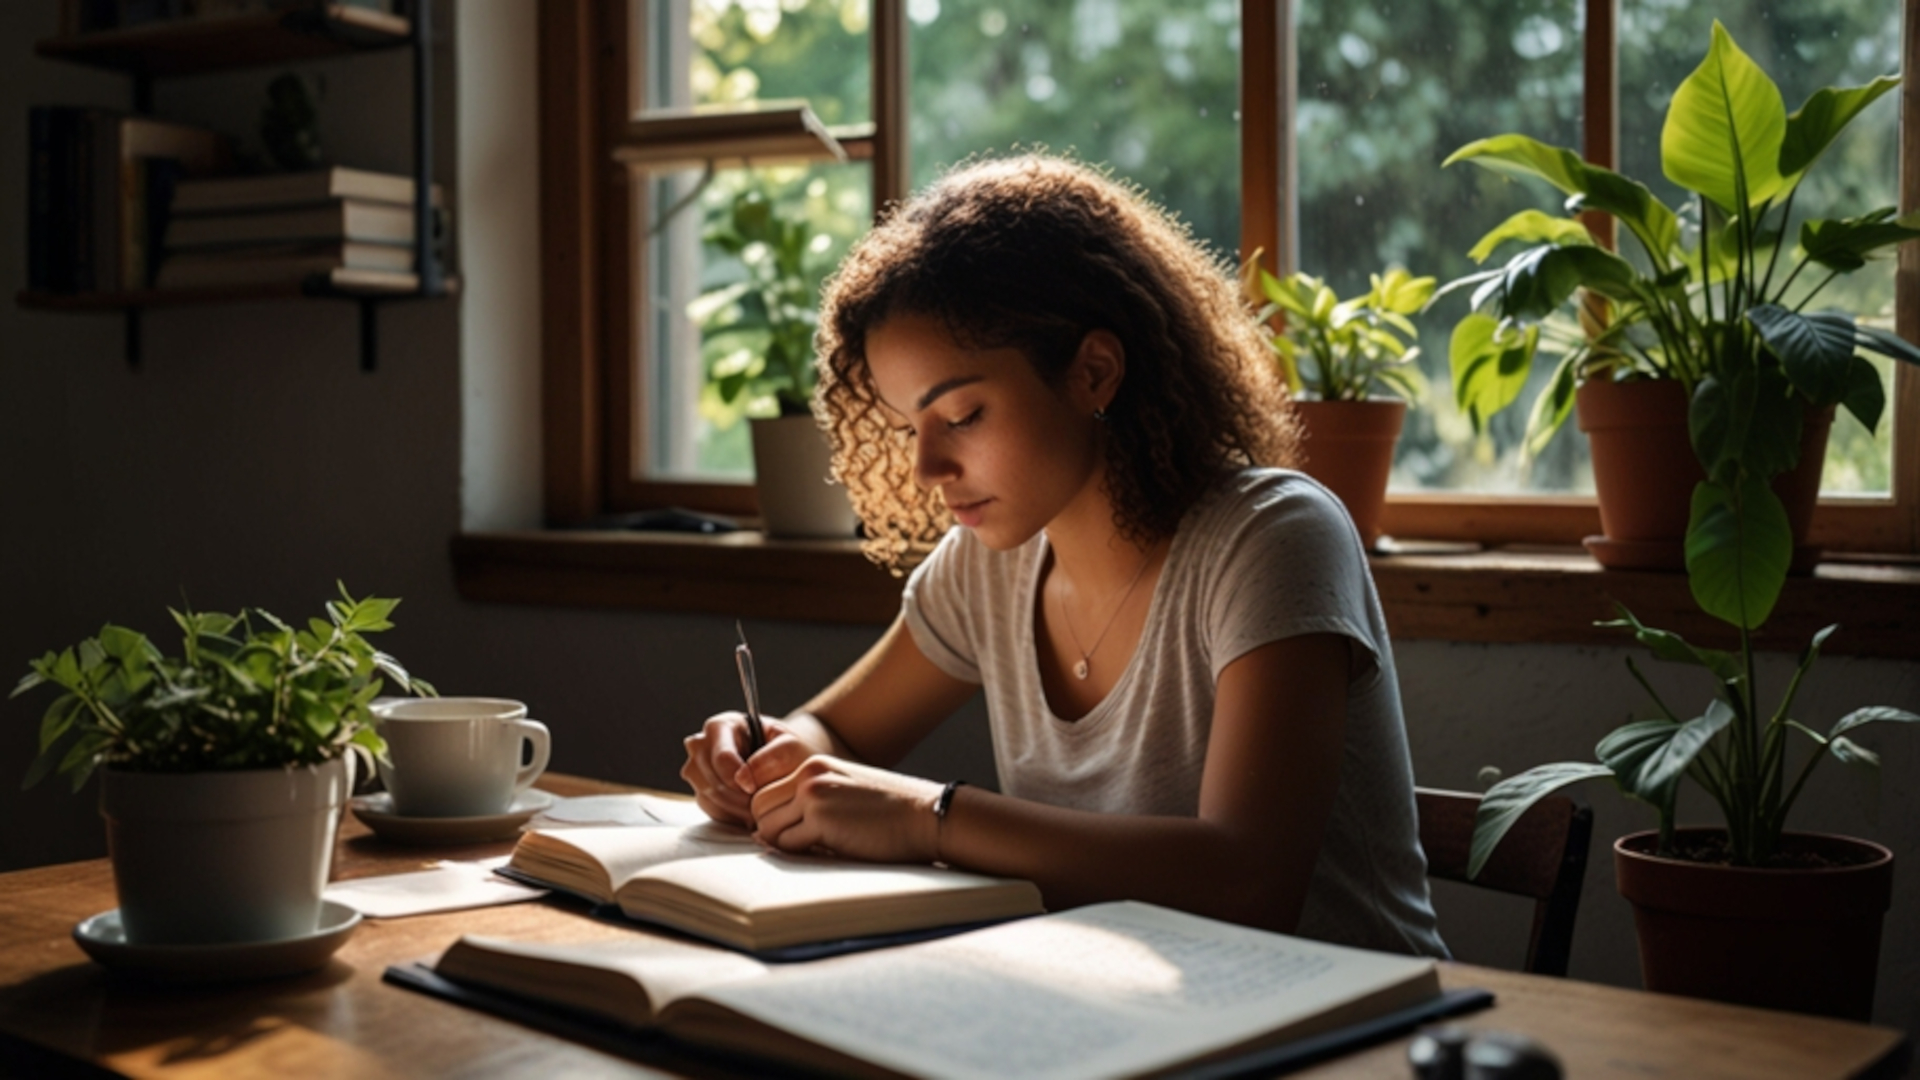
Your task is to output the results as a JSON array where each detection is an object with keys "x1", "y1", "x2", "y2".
[{"x1": 1057, "y1": 545, "x2": 1157, "y2": 681}]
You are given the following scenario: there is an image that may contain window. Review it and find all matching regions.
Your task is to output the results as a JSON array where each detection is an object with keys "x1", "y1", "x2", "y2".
[{"x1": 541, "y1": 0, "x2": 1916, "y2": 553}]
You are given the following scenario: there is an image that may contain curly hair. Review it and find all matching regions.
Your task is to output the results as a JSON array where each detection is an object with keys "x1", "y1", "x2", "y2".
[{"x1": 815, "y1": 153, "x2": 1300, "y2": 572}]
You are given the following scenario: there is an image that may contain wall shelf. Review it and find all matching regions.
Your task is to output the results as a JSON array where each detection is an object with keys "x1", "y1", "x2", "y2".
[
  {"x1": 23, "y1": 1, "x2": 445, "y2": 371},
  {"x1": 34, "y1": 5, "x2": 409, "y2": 77}
]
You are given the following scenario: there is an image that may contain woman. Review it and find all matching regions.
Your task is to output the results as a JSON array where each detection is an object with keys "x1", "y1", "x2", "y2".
[{"x1": 682, "y1": 154, "x2": 1445, "y2": 956}]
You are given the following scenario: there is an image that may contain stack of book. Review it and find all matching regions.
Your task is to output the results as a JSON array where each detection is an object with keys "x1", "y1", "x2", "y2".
[
  {"x1": 157, "y1": 166, "x2": 445, "y2": 292},
  {"x1": 27, "y1": 106, "x2": 232, "y2": 293}
]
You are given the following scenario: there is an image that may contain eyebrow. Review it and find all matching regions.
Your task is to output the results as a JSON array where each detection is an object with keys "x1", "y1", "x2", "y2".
[{"x1": 915, "y1": 375, "x2": 984, "y2": 412}]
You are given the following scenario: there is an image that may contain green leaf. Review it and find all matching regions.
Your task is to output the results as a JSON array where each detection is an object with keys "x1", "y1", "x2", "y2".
[
  {"x1": 1449, "y1": 313, "x2": 1537, "y2": 431},
  {"x1": 1828, "y1": 706, "x2": 1920, "y2": 740},
  {"x1": 1466, "y1": 210, "x2": 1594, "y2": 264},
  {"x1": 38, "y1": 695, "x2": 82, "y2": 753},
  {"x1": 1827, "y1": 736, "x2": 1878, "y2": 770},
  {"x1": 1445, "y1": 136, "x2": 1679, "y2": 262},
  {"x1": 1444, "y1": 133, "x2": 1588, "y2": 192},
  {"x1": 1467, "y1": 762, "x2": 1615, "y2": 880},
  {"x1": 1746, "y1": 305, "x2": 1857, "y2": 406},
  {"x1": 1778, "y1": 77, "x2": 1901, "y2": 184},
  {"x1": 1597, "y1": 703, "x2": 1734, "y2": 810},
  {"x1": 11, "y1": 669, "x2": 48, "y2": 699},
  {"x1": 1799, "y1": 210, "x2": 1920, "y2": 274},
  {"x1": 1521, "y1": 348, "x2": 1582, "y2": 459},
  {"x1": 1661, "y1": 20, "x2": 1786, "y2": 213},
  {"x1": 1686, "y1": 475, "x2": 1793, "y2": 630},
  {"x1": 1853, "y1": 324, "x2": 1920, "y2": 368},
  {"x1": 1840, "y1": 356, "x2": 1886, "y2": 434}
]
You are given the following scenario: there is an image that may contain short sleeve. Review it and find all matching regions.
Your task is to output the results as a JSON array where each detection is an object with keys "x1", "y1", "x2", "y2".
[
  {"x1": 1202, "y1": 476, "x2": 1384, "y2": 684},
  {"x1": 901, "y1": 527, "x2": 985, "y2": 684}
]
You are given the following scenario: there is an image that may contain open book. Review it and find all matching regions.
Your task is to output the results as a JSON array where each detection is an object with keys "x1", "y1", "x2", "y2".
[
  {"x1": 502, "y1": 823, "x2": 1045, "y2": 954},
  {"x1": 423, "y1": 900, "x2": 1448, "y2": 1080}
]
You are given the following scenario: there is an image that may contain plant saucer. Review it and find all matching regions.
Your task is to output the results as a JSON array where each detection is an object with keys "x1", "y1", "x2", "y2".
[
  {"x1": 350, "y1": 788, "x2": 557, "y2": 846},
  {"x1": 73, "y1": 900, "x2": 360, "y2": 984}
]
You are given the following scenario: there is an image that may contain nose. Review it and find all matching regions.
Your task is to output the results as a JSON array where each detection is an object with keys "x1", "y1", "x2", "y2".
[{"x1": 913, "y1": 430, "x2": 958, "y2": 489}]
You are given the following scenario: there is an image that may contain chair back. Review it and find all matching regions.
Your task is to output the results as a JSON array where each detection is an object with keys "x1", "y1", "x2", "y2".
[{"x1": 1415, "y1": 786, "x2": 1592, "y2": 977}]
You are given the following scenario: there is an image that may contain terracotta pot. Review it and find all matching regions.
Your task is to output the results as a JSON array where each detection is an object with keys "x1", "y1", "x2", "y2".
[
  {"x1": 750, "y1": 414, "x2": 859, "y2": 539},
  {"x1": 1292, "y1": 399, "x2": 1406, "y2": 549},
  {"x1": 1575, "y1": 379, "x2": 1832, "y2": 572},
  {"x1": 1615, "y1": 829, "x2": 1892, "y2": 1021}
]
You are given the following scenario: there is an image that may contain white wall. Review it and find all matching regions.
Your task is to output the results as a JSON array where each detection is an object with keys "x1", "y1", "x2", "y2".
[{"x1": 1, "y1": 0, "x2": 1913, "y2": 1036}]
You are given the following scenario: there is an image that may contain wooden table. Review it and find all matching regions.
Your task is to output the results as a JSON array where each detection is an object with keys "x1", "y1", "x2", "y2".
[{"x1": 0, "y1": 774, "x2": 1908, "y2": 1079}]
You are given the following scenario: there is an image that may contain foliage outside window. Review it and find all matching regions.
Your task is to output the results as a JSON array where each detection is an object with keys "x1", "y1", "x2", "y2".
[{"x1": 577, "y1": 0, "x2": 1912, "y2": 554}]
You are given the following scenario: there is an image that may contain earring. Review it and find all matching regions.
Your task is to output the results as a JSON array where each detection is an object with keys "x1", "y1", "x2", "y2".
[{"x1": 1092, "y1": 407, "x2": 1108, "y2": 422}]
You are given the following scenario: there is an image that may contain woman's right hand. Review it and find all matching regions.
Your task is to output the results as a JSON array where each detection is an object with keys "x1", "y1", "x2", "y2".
[{"x1": 679, "y1": 712, "x2": 810, "y2": 827}]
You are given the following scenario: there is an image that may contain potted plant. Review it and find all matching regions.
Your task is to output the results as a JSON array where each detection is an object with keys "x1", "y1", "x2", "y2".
[
  {"x1": 1246, "y1": 262, "x2": 1434, "y2": 548},
  {"x1": 694, "y1": 183, "x2": 857, "y2": 539},
  {"x1": 1438, "y1": 20, "x2": 1919, "y2": 626},
  {"x1": 1468, "y1": 606, "x2": 1916, "y2": 1019},
  {"x1": 11, "y1": 584, "x2": 433, "y2": 946}
]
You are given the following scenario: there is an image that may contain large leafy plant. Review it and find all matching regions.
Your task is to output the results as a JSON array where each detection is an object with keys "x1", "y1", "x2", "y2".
[
  {"x1": 1461, "y1": 23, "x2": 1920, "y2": 876},
  {"x1": 692, "y1": 184, "x2": 831, "y2": 421},
  {"x1": 1439, "y1": 21, "x2": 1920, "y2": 629},
  {"x1": 12, "y1": 584, "x2": 434, "y2": 791},
  {"x1": 1471, "y1": 610, "x2": 1918, "y2": 872},
  {"x1": 1247, "y1": 264, "x2": 1435, "y2": 402}
]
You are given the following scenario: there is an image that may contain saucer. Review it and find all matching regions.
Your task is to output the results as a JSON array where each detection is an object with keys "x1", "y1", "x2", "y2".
[
  {"x1": 73, "y1": 900, "x2": 361, "y2": 984},
  {"x1": 351, "y1": 788, "x2": 557, "y2": 846}
]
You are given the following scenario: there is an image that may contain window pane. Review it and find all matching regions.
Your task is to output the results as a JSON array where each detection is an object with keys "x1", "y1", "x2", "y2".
[
  {"x1": 679, "y1": 0, "x2": 871, "y2": 126},
  {"x1": 1297, "y1": 0, "x2": 1587, "y2": 494},
  {"x1": 1618, "y1": 0, "x2": 1901, "y2": 496},
  {"x1": 908, "y1": 1, "x2": 1243, "y2": 259},
  {"x1": 642, "y1": 163, "x2": 871, "y2": 480}
]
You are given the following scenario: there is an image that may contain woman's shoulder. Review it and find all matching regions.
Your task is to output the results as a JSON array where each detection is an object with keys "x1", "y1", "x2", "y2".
[{"x1": 1187, "y1": 467, "x2": 1351, "y2": 535}]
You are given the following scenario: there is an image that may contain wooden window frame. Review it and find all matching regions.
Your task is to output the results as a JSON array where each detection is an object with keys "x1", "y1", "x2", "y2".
[
  {"x1": 499, "y1": 0, "x2": 1920, "y2": 648},
  {"x1": 548, "y1": 0, "x2": 1917, "y2": 551}
]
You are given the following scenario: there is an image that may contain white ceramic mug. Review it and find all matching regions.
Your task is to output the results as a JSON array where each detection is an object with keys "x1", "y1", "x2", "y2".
[{"x1": 373, "y1": 697, "x2": 551, "y2": 818}]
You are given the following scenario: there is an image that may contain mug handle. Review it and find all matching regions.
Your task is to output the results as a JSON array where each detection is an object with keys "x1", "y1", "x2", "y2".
[{"x1": 511, "y1": 719, "x2": 552, "y2": 793}]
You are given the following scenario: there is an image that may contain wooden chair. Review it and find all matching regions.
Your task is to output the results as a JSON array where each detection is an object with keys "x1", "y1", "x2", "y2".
[{"x1": 1415, "y1": 786, "x2": 1593, "y2": 978}]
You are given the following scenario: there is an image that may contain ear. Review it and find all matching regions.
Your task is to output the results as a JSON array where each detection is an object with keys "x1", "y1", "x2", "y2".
[{"x1": 1070, "y1": 330, "x2": 1126, "y2": 413}]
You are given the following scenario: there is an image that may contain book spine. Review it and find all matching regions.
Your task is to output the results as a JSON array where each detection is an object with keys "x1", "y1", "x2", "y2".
[
  {"x1": 47, "y1": 109, "x2": 74, "y2": 292},
  {"x1": 143, "y1": 157, "x2": 183, "y2": 288},
  {"x1": 124, "y1": 158, "x2": 146, "y2": 290},
  {"x1": 94, "y1": 112, "x2": 122, "y2": 293},
  {"x1": 28, "y1": 108, "x2": 52, "y2": 291},
  {"x1": 71, "y1": 111, "x2": 94, "y2": 293}
]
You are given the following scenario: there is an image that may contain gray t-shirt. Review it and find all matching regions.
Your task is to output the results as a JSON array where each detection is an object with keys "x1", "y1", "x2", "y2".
[{"x1": 902, "y1": 468, "x2": 1447, "y2": 957}]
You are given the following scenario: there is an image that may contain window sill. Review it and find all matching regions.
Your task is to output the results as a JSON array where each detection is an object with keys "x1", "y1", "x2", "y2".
[{"x1": 451, "y1": 532, "x2": 1920, "y2": 657}]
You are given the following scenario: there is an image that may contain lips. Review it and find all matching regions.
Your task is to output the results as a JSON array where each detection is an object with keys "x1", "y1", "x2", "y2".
[{"x1": 946, "y1": 497, "x2": 990, "y2": 527}]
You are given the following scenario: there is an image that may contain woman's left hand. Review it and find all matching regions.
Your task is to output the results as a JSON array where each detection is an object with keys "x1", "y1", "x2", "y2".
[{"x1": 749, "y1": 755, "x2": 944, "y2": 864}]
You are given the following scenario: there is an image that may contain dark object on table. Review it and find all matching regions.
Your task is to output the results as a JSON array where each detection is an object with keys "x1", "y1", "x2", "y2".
[{"x1": 1410, "y1": 1026, "x2": 1562, "y2": 1080}]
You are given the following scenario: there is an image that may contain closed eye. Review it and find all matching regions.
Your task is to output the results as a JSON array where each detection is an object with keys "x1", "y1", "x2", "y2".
[{"x1": 947, "y1": 407, "x2": 983, "y2": 431}]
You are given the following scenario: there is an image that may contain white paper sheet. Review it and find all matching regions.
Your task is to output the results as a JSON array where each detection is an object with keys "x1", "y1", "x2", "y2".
[
  {"x1": 324, "y1": 856, "x2": 548, "y2": 918},
  {"x1": 529, "y1": 792, "x2": 713, "y2": 829}
]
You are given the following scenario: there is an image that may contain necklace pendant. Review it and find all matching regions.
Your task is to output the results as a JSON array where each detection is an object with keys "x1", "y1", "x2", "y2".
[{"x1": 1073, "y1": 659, "x2": 1090, "y2": 680}]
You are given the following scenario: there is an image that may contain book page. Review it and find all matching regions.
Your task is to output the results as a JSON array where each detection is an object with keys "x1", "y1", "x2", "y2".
[
  {"x1": 618, "y1": 852, "x2": 1044, "y2": 951},
  {"x1": 513, "y1": 822, "x2": 757, "y2": 902},
  {"x1": 630, "y1": 851, "x2": 1029, "y2": 915},
  {"x1": 684, "y1": 901, "x2": 1437, "y2": 1080},
  {"x1": 440, "y1": 933, "x2": 770, "y2": 1028},
  {"x1": 531, "y1": 792, "x2": 713, "y2": 829}
]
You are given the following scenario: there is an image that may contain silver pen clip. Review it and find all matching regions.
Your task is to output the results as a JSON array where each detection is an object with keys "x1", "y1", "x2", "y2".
[{"x1": 734, "y1": 620, "x2": 766, "y2": 755}]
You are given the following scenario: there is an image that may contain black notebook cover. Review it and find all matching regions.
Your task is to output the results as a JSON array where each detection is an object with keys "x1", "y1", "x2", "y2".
[{"x1": 385, "y1": 959, "x2": 1493, "y2": 1079}]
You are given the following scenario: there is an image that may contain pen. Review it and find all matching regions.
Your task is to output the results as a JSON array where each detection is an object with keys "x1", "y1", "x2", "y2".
[{"x1": 734, "y1": 620, "x2": 767, "y2": 757}]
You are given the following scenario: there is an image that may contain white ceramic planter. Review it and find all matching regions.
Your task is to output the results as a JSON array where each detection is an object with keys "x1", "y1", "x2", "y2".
[
  {"x1": 750, "y1": 414, "x2": 859, "y2": 539},
  {"x1": 99, "y1": 757, "x2": 351, "y2": 945}
]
